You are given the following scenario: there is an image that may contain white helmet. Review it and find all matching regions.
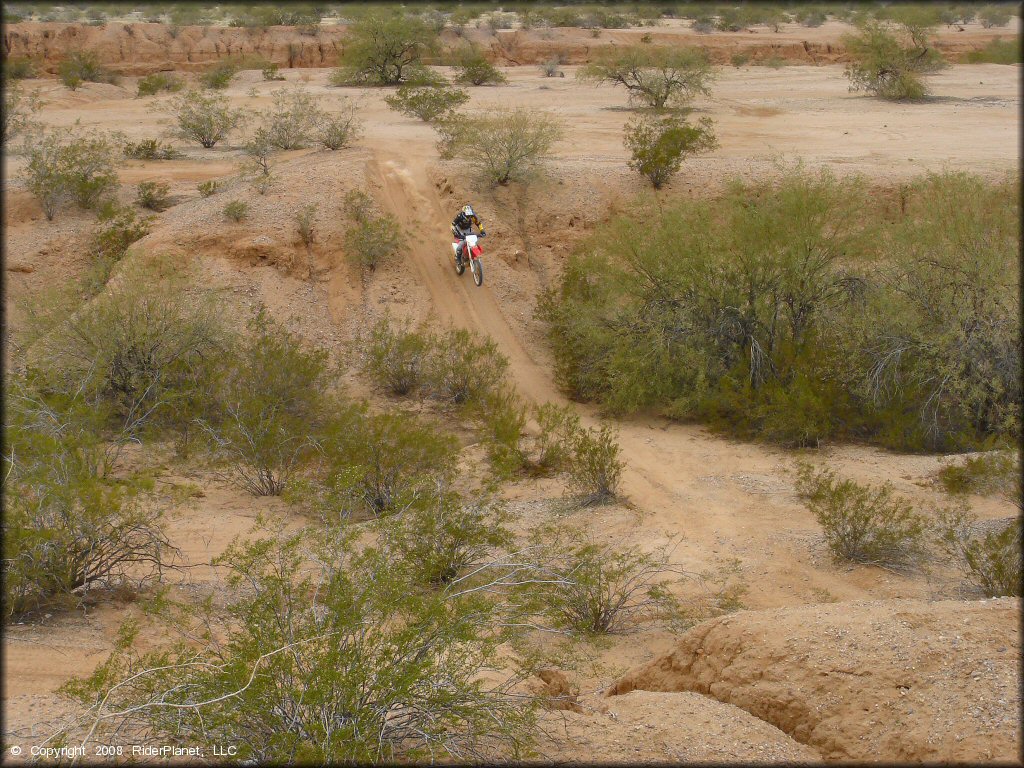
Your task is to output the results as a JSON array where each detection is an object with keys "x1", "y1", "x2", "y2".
[{"x1": 462, "y1": 204, "x2": 475, "y2": 218}]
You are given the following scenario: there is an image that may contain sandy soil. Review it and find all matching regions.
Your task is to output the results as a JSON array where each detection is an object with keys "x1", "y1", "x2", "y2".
[{"x1": 2, "y1": 24, "x2": 1020, "y2": 765}]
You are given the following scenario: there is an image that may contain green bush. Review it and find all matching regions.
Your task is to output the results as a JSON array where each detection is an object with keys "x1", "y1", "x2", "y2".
[
  {"x1": 163, "y1": 89, "x2": 244, "y2": 148},
  {"x1": 315, "y1": 100, "x2": 363, "y2": 149},
  {"x1": 478, "y1": 386, "x2": 529, "y2": 478},
  {"x1": 935, "y1": 506, "x2": 1021, "y2": 597},
  {"x1": 58, "y1": 50, "x2": 118, "y2": 90},
  {"x1": 3, "y1": 380, "x2": 171, "y2": 621},
  {"x1": 424, "y1": 327, "x2": 510, "y2": 407},
  {"x1": 60, "y1": 522, "x2": 537, "y2": 762},
  {"x1": 358, "y1": 314, "x2": 431, "y2": 396},
  {"x1": 86, "y1": 205, "x2": 150, "y2": 288},
  {"x1": 385, "y1": 84, "x2": 469, "y2": 122},
  {"x1": 123, "y1": 138, "x2": 182, "y2": 160},
  {"x1": 454, "y1": 47, "x2": 507, "y2": 85},
  {"x1": 136, "y1": 180, "x2": 170, "y2": 211},
  {"x1": 21, "y1": 128, "x2": 120, "y2": 219},
  {"x1": 965, "y1": 38, "x2": 1022, "y2": 64},
  {"x1": 578, "y1": 46, "x2": 713, "y2": 109},
  {"x1": 331, "y1": 12, "x2": 438, "y2": 85},
  {"x1": 3, "y1": 81, "x2": 42, "y2": 144},
  {"x1": 534, "y1": 402, "x2": 580, "y2": 474},
  {"x1": 566, "y1": 423, "x2": 623, "y2": 505},
  {"x1": 199, "y1": 59, "x2": 239, "y2": 89},
  {"x1": 539, "y1": 58, "x2": 564, "y2": 77},
  {"x1": 136, "y1": 72, "x2": 183, "y2": 96},
  {"x1": 978, "y1": 5, "x2": 1012, "y2": 27},
  {"x1": 200, "y1": 310, "x2": 328, "y2": 496},
  {"x1": 261, "y1": 62, "x2": 285, "y2": 81},
  {"x1": 295, "y1": 202, "x2": 317, "y2": 246},
  {"x1": 344, "y1": 211, "x2": 400, "y2": 270},
  {"x1": 197, "y1": 180, "x2": 221, "y2": 197},
  {"x1": 436, "y1": 108, "x2": 563, "y2": 185},
  {"x1": 796, "y1": 464, "x2": 928, "y2": 567},
  {"x1": 4, "y1": 56, "x2": 38, "y2": 79},
  {"x1": 260, "y1": 87, "x2": 324, "y2": 149},
  {"x1": 624, "y1": 113, "x2": 717, "y2": 188},
  {"x1": 223, "y1": 199, "x2": 248, "y2": 221},
  {"x1": 843, "y1": 20, "x2": 947, "y2": 100},
  {"x1": 937, "y1": 450, "x2": 1020, "y2": 497}
]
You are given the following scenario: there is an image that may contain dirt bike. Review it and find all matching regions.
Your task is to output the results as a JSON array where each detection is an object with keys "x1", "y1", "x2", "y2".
[{"x1": 452, "y1": 233, "x2": 484, "y2": 287}]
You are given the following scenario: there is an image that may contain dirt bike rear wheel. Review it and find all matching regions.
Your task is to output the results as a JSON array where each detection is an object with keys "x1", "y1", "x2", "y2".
[{"x1": 471, "y1": 259, "x2": 483, "y2": 286}]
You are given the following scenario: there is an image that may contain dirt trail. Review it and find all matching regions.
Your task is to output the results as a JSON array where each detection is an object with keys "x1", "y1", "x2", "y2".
[{"x1": 364, "y1": 151, "x2": 930, "y2": 609}]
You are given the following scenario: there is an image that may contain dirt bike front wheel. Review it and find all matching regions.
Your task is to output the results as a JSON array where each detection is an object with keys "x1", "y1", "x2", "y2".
[
  {"x1": 454, "y1": 253, "x2": 465, "y2": 275},
  {"x1": 471, "y1": 259, "x2": 483, "y2": 286}
]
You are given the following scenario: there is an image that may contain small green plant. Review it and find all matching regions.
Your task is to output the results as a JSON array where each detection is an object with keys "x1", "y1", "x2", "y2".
[
  {"x1": 3, "y1": 81, "x2": 42, "y2": 144},
  {"x1": 454, "y1": 47, "x2": 507, "y2": 85},
  {"x1": 624, "y1": 113, "x2": 717, "y2": 189},
  {"x1": 566, "y1": 423, "x2": 624, "y2": 505},
  {"x1": 843, "y1": 20, "x2": 947, "y2": 100},
  {"x1": 934, "y1": 506, "x2": 1021, "y2": 597},
  {"x1": 86, "y1": 205, "x2": 151, "y2": 288},
  {"x1": 262, "y1": 62, "x2": 285, "y2": 81},
  {"x1": 478, "y1": 387, "x2": 529, "y2": 478},
  {"x1": 123, "y1": 139, "x2": 182, "y2": 160},
  {"x1": 344, "y1": 212, "x2": 399, "y2": 271},
  {"x1": 424, "y1": 327, "x2": 510, "y2": 407},
  {"x1": 315, "y1": 101, "x2": 363, "y2": 149},
  {"x1": 223, "y1": 199, "x2": 248, "y2": 222},
  {"x1": 731, "y1": 52, "x2": 751, "y2": 67},
  {"x1": 539, "y1": 58, "x2": 564, "y2": 77},
  {"x1": 136, "y1": 72, "x2": 184, "y2": 97},
  {"x1": 385, "y1": 84, "x2": 470, "y2": 122},
  {"x1": 163, "y1": 89, "x2": 244, "y2": 148},
  {"x1": 136, "y1": 180, "x2": 170, "y2": 211},
  {"x1": 358, "y1": 314, "x2": 431, "y2": 396},
  {"x1": 534, "y1": 402, "x2": 580, "y2": 474},
  {"x1": 240, "y1": 128, "x2": 275, "y2": 194},
  {"x1": 4, "y1": 57, "x2": 38, "y2": 79},
  {"x1": 260, "y1": 87, "x2": 324, "y2": 149},
  {"x1": 197, "y1": 180, "x2": 220, "y2": 197},
  {"x1": 22, "y1": 128, "x2": 120, "y2": 219},
  {"x1": 937, "y1": 450, "x2": 1020, "y2": 497},
  {"x1": 200, "y1": 59, "x2": 239, "y2": 89},
  {"x1": 295, "y1": 202, "x2": 318, "y2": 246},
  {"x1": 965, "y1": 38, "x2": 1022, "y2": 64},
  {"x1": 58, "y1": 50, "x2": 118, "y2": 90},
  {"x1": 796, "y1": 464, "x2": 928, "y2": 567}
]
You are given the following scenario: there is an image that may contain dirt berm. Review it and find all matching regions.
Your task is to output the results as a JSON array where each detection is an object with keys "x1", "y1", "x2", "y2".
[{"x1": 608, "y1": 598, "x2": 1021, "y2": 763}]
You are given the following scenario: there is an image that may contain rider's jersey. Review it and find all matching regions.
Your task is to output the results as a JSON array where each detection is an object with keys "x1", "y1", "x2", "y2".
[{"x1": 452, "y1": 211, "x2": 485, "y2": 238}]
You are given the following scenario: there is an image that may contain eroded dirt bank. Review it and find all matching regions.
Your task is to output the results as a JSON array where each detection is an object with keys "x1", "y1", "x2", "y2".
[
  {"x1": 4, "y1": 19, "x2": 1018, "y2": 76},
  {"x1": 609, "y1": 598, "x2": 1022, "y2": 762}
]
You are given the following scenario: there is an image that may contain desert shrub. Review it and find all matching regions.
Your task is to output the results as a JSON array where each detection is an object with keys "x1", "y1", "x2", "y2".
[
  {"x1": 934, "y1": 506, "x2": 1021, "y2": 597},
  {"x1": 344, "y1": 210, "x2": 400, "y2": 270},
  {"x1": 578, "y1": 46, "x2": 713, "y2": 109},
  {"x1": 795, "y1": 9, "x2": 827, "y2": 27},
  {"x1": 424, "y1": 327, "x2": 510, "y2": 406},
  {"x1": 534, "y1": 402, "x2": 581, "y2": 473},
  {"x1": 539, "y1": 534, "x2": 680, "y2": 634},
  {"x1": 436, "y1": 108, "x2": 563, "y2": 185},
  {"x1": 3, "y1": 81, "x2": 42, "y2": 143},
  {"x1": 978, "y1": 5, "x2": 1012, "y2": 27},
  {"x1": 260, "y1": 87, "x2": 324, "y2": 149},
  {"x1": 3, "y1": 380, "x2": 171, "y2": 621},
  {"x1": 29, "y1": 258, "x2": 226, "y2": 442},
  {"x1": 731, "y1": 52, "x2": 751, "y2": 67},
  {"x1": 331, "y1": 12, "x2": 438, "y2": 85},
  {"x1": 624, "y1": 113, "x2": 717, "y2": 188},
  {"x1": 358, "y1": 314, "x2": 431, "y2": 396},
  {"x1": 123, "y1": 138, "x2": 181, "y2": 160},
  {"x1": 136, "y1": 72, "x2": 183, "y2": 96},
  {"x1": 199, "y1": 59, "x2": 239, "y2": 89},
  {"x1": 261, "y1": 62, "x2": 285, "y2": 81},
  {"x1": 201, "y1": 310, "x2": 328, "y2": 496},
  {"x1": 566, "y1": 423, "x2": 623, "y2": 505},
  {"x1": 311, "y1": 408, "x2": 458, "y2": 518},
  {"x1": 60, "y1": 522, "x2": 537, "y2": 762},
  {"x1": 223, "y1": 199, "x2": 248, "y2": 221},
  {"x1": 164, "y1": 89, "x2": 244, "y2": 148},
  {"x1": 965, "y1": 38, "x2": 1022, "y2": 64},
  {"x1": 240, "y1": 127, "x2": 275, "y2": 194},
  {"x1": 937, "y1": 450, "x2": 1020, "y2": 498},
  {"x1": 852, "y1": 172, "x2": 1020, "y2": 450},
  {"x1": 295, "y1": 202, "x2": 317, "y2": 246},
  {"x1": 385, "y1": 84, "x2": 469, "y2": 122},
  {"x1": 691, "y1": 14, "x2": 716, "y2": 32},
  {"x1": 21, "y1": 127, "x2": 120, "y2": 219},
  {"x1": 58, "y1": 50, "x2": 118, "y2": 90},
  {"x1": 4, "y1": 56, "x2": 38, "y2": 79},
  {"x1": 842, "y1": 20, "x2": 947, "y2": 100},
  {"x1": 315, "y1": 100, "x2": 363, "y2": 149},
  {"x1": 197, "y1": 180, "x2": 221, "y2": 197},
  {"x1": 478, "y1": 387, "x2": 529, "y2": 478},
  {"x1": 539, "y1": 58, "x2": 564, "y2": 77},
  {"x1": 379, "y1": 491, "x2": 513, "y2": 587},
  {"x1": 135, "y1": 180, "x2": 170, "y2": 211},
  {"x1": 454, "y1": 47, "x2": 507, "y2": 85},
  {"x1": 796, "y1": 464, "x2": 928, "y2": 567},
  {"x1": 86, "y1": 205, "x2": 150, "y2": 288}
]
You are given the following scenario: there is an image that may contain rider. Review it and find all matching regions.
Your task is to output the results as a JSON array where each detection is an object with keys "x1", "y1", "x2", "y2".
[{"x1": 451, "y1": 204, "x2": 486, "y2": 264}]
